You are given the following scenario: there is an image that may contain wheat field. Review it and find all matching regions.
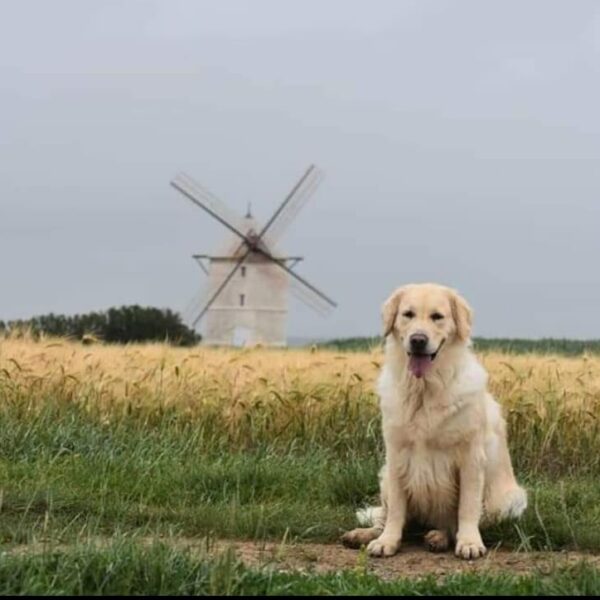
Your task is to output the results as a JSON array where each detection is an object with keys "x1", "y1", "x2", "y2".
[
  {"x1": 1, "y1": 335, "x2": 600, "y2": 593},
  {"x1": 1, "y1": 335, "x2": 599, "y2": 472}
]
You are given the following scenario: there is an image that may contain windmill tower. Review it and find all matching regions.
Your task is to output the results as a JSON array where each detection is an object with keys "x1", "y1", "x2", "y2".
[{"x1": 170, "y1": 165, "x2": 336, "y2": 346}]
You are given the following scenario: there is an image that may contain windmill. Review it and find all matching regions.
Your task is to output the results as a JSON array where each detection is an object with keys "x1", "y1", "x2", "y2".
[{"x1": 170, "y1": 165, "x2": 336, "y2": 347}]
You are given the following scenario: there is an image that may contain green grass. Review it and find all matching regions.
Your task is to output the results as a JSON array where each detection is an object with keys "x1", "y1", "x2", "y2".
[
  {"x1": 0, "y1": 404, "x2": 599, "y2": 554},
  {"x1": 1, "y1": 541, "x2": 599, "y2": 595},
  {"x1": 1, "y1": 340, "x2": 600, "y2": 595}
]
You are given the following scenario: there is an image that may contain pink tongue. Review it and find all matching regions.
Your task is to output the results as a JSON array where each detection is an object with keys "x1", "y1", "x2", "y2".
[{"x1": 409, "y1": 355, "x2": 433, "y2": 378}]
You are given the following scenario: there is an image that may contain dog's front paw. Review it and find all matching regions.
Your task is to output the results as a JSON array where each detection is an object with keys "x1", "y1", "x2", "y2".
[
  {"x1": 455, "y1": 534, "x2": 486, "y2": 560},
  {"x1": 367, "y1": 535, "x2": 401, "y2": 557}
]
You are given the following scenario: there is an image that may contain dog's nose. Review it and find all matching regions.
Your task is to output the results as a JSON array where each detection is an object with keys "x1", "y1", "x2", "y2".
[{"x1": 409, "y1": 333, "x2": 428, "y2": 353}]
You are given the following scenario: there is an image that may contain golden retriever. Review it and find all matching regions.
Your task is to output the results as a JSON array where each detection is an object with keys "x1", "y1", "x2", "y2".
[{"x1": 342, "y1": 283, "x2": 527, "y2": 559}]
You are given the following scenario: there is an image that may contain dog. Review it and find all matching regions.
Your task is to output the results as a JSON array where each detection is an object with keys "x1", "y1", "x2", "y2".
[{"x1": 341, "y1": 283, "x2": 527, "y2": 559}]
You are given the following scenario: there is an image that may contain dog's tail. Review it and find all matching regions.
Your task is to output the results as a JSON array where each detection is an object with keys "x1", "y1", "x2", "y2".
[
  {"x1": 485, "y1": 485, "x2": 528, "y2": 521},
  {"x1": 356, "y1": 505, "x2": 386, "y2": 529}
]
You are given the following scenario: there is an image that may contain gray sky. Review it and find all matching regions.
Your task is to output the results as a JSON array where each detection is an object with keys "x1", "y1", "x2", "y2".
[{"x1": 2, "y1": 0, "x2": 600, "y2": 339}]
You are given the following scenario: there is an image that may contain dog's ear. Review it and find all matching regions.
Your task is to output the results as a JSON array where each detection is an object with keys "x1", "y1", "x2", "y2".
[
  {"x1": 382, "y1": 287, "x2": 404, "y2": 337},
  {"x1": 449, "y1": 289, "x2": 473, "y2": 342}
]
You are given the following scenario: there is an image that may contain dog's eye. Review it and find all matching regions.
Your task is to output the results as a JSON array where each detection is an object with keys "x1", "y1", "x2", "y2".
[
  {"x1": 431, "y1": 312, "x2": 444, "y2": 321},
  {"x1": 402, "y1": 310, "x2": 415, "y2": 319}
]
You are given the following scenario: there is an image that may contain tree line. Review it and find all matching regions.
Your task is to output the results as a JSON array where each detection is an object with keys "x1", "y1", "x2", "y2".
[
  {"x1": 319, "y1": 336, "x2": 600, "y2": 355},
  {"x1": 0, "y1": 305, "x2": 201, "y2": 346}
]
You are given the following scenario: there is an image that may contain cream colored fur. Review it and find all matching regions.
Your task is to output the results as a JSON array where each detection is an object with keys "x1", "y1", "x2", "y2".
[{"x1": 342, "y1": 283, "x2": 526, "y2": 560}]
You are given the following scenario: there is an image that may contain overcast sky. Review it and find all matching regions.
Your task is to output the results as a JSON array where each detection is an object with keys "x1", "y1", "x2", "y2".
[{"x1": 2, "y1": 0, "x2": 600, "y2": 339}]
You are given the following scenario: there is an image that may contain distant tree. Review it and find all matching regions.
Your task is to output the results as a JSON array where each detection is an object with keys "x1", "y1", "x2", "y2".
[
  {"x1": 318, "y1": 336, "x2": 600, "y2": 356},
  {"x1": 2, "y1": 306, "x2": 201, "y2": 346},
  {"x1": 104, "y1": 305, "x2": 199, "y2": 346}
]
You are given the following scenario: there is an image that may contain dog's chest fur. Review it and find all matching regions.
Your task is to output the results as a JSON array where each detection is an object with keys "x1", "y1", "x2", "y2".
[
  {"x1": 378, "y1": 358, "x2": 486, "y2": 525},
  {"x1": 385, "y1": 395, "x2": 465, "y2": 523}
]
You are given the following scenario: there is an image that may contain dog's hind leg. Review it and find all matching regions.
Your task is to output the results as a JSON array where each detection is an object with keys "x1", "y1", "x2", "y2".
[
  {"x1": 483, "y1": 403, "x2": 527, "y2": 521},
  {"x1": 424, "y1": 529, "x2": 450, "y2": 552},
  {"x1": 341, "y1": 468, "x2": 388, "y2": 549},
  {"x1": 341, "y1": 506, "x2": 386, "y2": 548},
  {"x1": 342, "y1": 506, "x2": 386, "y2": 548},
  {"x1": 341, "y1": 526, "x2": 382, "y2": 549}
]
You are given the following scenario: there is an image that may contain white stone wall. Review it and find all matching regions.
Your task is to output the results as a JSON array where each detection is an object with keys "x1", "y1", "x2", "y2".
[{"x1": 203, "y1": 256, "x2": 289, "y2": 346}]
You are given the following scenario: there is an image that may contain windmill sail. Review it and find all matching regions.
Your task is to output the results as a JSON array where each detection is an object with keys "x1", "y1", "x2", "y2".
[
  {"x1": 262, "y1": 166, "x2": 325, "y2": 248},
  {"x1": 171, "y1": 173, "x2": 249, "y2": 243},
  {"x1": 170, "y1": 164, "x2": 336, "y2": 346}
]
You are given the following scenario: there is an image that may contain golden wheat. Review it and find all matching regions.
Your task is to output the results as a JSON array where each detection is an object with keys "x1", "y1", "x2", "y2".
[
  {"x1": 1, "y1": 335, "x2": 599, "y2": 473},
  {"x1": 1, "y1": 336, "x2": 599, "y2": 406}
]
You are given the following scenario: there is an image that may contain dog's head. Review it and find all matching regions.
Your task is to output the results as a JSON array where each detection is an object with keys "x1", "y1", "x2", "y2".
[{"x1": 382, "y1": 283, "x2": 473, "y2": 379}]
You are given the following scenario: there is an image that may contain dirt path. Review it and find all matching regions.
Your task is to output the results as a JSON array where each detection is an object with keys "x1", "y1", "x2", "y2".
[
  {"x1": 210, "y1": 540, "x2": 600, "y2": 579},
  {"x1": 7, "y1": 537, "x2": 599, "y2": 580}
]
